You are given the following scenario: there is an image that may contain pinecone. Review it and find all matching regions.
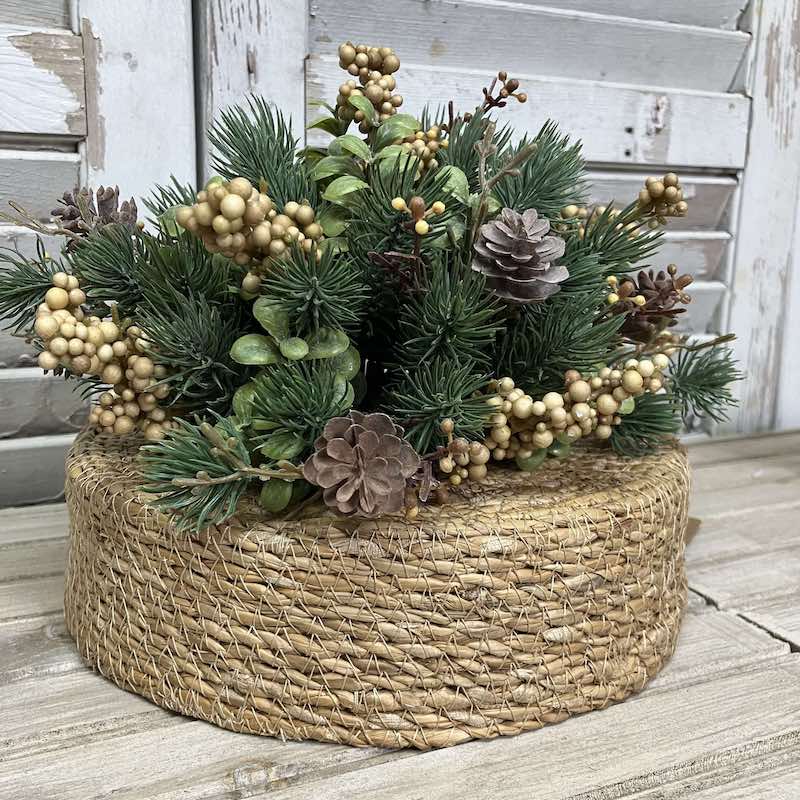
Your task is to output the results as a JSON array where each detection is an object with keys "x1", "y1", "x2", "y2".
[
  {"x1": 614, "y1": 265, "x2": 693, "y2": 342},
  {"x1": 303, "y1": 411, "x2": 420, "y2": 517},
  {"x1": 472, "y1": 208, "x2": 568, "y2": 303},
  {"x1": 52, "y1": 186, "x2": 138, "y2": 246}
]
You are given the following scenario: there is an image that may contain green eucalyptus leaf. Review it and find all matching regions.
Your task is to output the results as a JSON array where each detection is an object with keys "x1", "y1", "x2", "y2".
[
  {"x1": 259, "y1": 478, "x2": 294, "y2": 513},
  {"x1": 330, "y1": 345, "x2": 361, "y2": 380},
  {"x1": 232, "y1": 381, "x2": 257, "y2": 421},
  {"x1": 279, "y1": 337, "x2": 310, "y2": 360},
  {"x1": 374, "y1": 114, "x2": 420, "y2": 150},
  {"x1": 307, "y1": 115, "x2": 344, "y2": 136},
  {"x1": 375, "y1": 146, "x2": 419, "y2": 179},
  {"x1": 322, "y1": 175, "x2": 369, "y2": 206},
  {"x1": 305, "y1": 327, "x2": 349, "y2": 360},
  {"x1": 158, "y1": 206, "x2": 181, "y2": 236},
  {"x1": 334, "y1": 373, "x2": 355, "y2": 409},
  {"x1": 547, "y1": 439, "x2": 572, "y2": 459},
  {"x1": 332, "y1": 134, "x2": 371, "y2": 161},
  {"x1": 347, "y1": 94, "x2": 376, "y2": 126},
  {"x1": 259, "y1": 431, "x2": 306, "y2": 461},
  {"x1": 516, "y1": 448, "x2": 548, "y2": 472},
  {"x1": 619, "y1": 396, "x2": 636, "y2": 415},
  {"x1": 438, "y1": 165, "x2": 470, "y2": 204},
  {"x1": 230, "y1": 334, "x2": 282, "y2": 366},
  {"x1": 310, "y1": 155, "x2": 361, "y2": 181},
  {"x1": 253, "y1": 297, "x2": 290, "y2": 342},
  {"x1": 317, "y1": 204, "x2": 350, "y2": 236}
]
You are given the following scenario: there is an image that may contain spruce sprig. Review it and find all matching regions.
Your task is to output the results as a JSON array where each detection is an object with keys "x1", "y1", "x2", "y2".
[
  {"x1": 0, "y1": 238, "x2": 62, "y2": 335},
  {"x1": 578, "y1": 203, "x2": 663, "y2": 272},
  {"x1": 670, "y1": 343, "x2": 743, "y2": 423},
  {"x1": 498, "y1": 291, "x2": 624, "y2": 396},
  {"x1": 396, "y1": 260, "x2": 502, "y2": 370},
  {"x1": 493, "y1": 121, "x2": 587, "y2": 219},
  {"x1": 139, "y1": 415, "x2": 252, "y2": 532},
  {"x1": 385, "y1": 358, "x2": 490, "y2": 453},
  {"x1": 610, "y1": 393, "x2": 681, "y2": 457},
  {"x1": 208, "y1": 96, "x2": 316, "y2": 208},
  {"x1": 261, "y1": 245, "x2": 370, "y2": 336},
  {"x1": 143, "y1": 176, "x2": 196, "y2": 218}
]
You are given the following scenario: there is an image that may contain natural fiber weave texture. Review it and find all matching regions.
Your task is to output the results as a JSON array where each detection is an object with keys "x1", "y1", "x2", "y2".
[{"x1": 64, "y1": 429, "x2": 690, "y2": 749}]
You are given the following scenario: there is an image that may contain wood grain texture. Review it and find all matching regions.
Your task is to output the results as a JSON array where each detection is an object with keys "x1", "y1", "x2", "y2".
[
  {"x1": 79, "y1": 2, "x2": 195, "y2": 205},
  {"x1": 673, "y1": 280, "x2": 726, "y2": 332},
  {"x1": 688, "y1": 430, "x2": 800, "y2": 466},
  {"x1": 661, "y1": 232, "x2": 730, "y2": 280},
  {"x1": 725, "y1": 0, "x2": 800, "y2": 433},
  {"x1": 0, "y1": 536, "x2": 65, "y2": 582},
  {"x1": 195, "y1": 0, "x2": 307, "y2": 181},
  {"x1": 740, "y1": 598, "x2": 800, "y2": 649},
  {"x1": 0, "y1": 502, "x2": 67, "y2": 544},
  {"x1": 0, "y1": 614, "x2": 81, "y2": 686},
  {"x1": 309, "y1": 0, "x2": 750, "y2": 92},
  {"x1": 308, "y1": 57, "x2": 751, "y2": 168},
  {"x1": 0, "y1": 24, "x2": 85, "y2": 137},
  {"x1": 0, "y1": 433, "x2": 74, "y2": 507},
  {"x1": 514, "y1": 1, "x2": 749, "y2": 30},
  {"x1": 0, "y1": 368, "x2": 87, "y2": 438},
  {"x1": 0, "y1": 574, "x2": 63, "y2": 622},
  {"x1": 0, "y1": 150, "x2": 80, "y2": 221},
  {"x1": 0, "y1": 0, "x2": 70, "y2": 29},
  {"x1": 261, "y1": 658, "x2": 800, "y2": 800}
]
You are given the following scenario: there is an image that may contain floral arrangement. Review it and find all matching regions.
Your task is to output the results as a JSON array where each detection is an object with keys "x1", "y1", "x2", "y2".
[{"x1": 0, "y1": 42, "x2": 741, "y2": 530}]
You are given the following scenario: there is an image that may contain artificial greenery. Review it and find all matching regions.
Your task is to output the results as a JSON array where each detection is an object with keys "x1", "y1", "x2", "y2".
[{"x1": 0, "y1": 42, "x2": 743, "y2": 530}]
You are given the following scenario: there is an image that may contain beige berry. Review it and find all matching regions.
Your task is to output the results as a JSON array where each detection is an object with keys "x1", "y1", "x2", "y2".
[
  {"x1": 38, "y1": 351, "x2": 59, "y2": 370},
  {"x1": 45, "y1": 287, "x2": 69, "y2": 310},
  {"x1": 542, "y1": 391, "x2": 564, "y2": 410},
  {"x1": 34, "y1": 315, "x2": 60, "y2": 340},
  {"x1": 568, "y1": 380, "x2": 591, "y2": 403},
  {"x1": 622, "y1": 370, "x2": 644, "y2": 394}
]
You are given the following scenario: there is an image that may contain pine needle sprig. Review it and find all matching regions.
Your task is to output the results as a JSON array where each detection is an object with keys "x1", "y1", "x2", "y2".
[
  {"x1": 208, "y1": 96, "x2": 316, "y2": 208},
  {"x1": 396, "y1": 260, "x2": 502, "y2": 370},
  {"x1": 670, "y1": 343, "x2": 743, "y2": 423},
  {"x1": 0, "y1": 238, "x2": 62, "y2": 335},
  {"x1": 493, "y1": 121, "x2": 588, "y2": 219},
  {"x1": 138, "y1": 292, "x2": 242, "y2": 415},
  {"x1": 249, "y1": 362, "x2": 353, "y2": 457},
  {"x1": 498, "y1": 291, "x2": 623, "y2": 396},
  {"x1": 610, "y1": 393, "x2": 681, "y2": 457},
  {"x1": 577, "y1": 203, "x2": 662, "y2": 272},
  {"x1": 385, "y1": 358, "x2": 490, "y2": 453},
  {"x1": 262, "y1": 245, "x2": 370, "y2": 336},
  {"x1": 139, "y1": 415, "x2": 252, "y2": 532},
  {"x1": 143, "y1": 176, "x2": 196, "y2": 218}
]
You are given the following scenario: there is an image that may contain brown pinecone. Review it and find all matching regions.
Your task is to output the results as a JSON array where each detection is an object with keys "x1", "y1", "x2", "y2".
[
  {"x1": 615, "y1": 265, "x2": 692, "y2": 342},
  {"x1": 472, "y1": 207, "x2": 568, "y2": 303},
  {"x1": 303, "y1": 411, "x2": 420, "y2": 517},
  {"x1": 52, "y1": 186, "x2": 138, "y2": 245}
]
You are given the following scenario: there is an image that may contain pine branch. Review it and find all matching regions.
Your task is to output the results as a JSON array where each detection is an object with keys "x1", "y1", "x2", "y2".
[
  {"x1": 143, "y1": 176, "x2": 196, "y2": 218},
  {"x1": 0, "y1": 238, "x2": 62, "y2": 335},
  {"x1": 385, "y1": 358, "x2": 490, "y2": 453},
  {"x1": 610, "y1": 393, "x2": 681, "y2": 457},
  {"x1": 395, "y1": 257, "x2": 502, "y2": 370},
  {"x1": 493, "y1": 121, "x2": 588, "y2": 219},
  {"x1": 208, "y1": 95, "x2": 316, "y2": 208},
  {"x1": 498, "y1": 291, "x2": 624, "y2": 396},
  {"x1": 262, "y1": 245, "x2": 370, "y2": 336},
  {"x1": 670, "y1": 344, "x2": 743, "y2": 423}
]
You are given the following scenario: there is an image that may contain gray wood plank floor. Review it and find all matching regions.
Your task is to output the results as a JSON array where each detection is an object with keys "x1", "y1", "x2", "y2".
[{"x1": 1, "y1": 432, "x2": 798, "y2": 799}]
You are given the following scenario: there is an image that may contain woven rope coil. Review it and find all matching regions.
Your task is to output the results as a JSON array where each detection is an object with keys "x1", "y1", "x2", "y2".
[{"x1": 64, "y1": 429, "x2": 690, "y2": 749}]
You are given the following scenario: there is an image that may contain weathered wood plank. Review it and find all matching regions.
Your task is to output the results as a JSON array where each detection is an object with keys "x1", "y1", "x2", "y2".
[
  {"x1": 0, "y1": 574, "x2": 63, "y2": 621},
  {"x1": 0, "y1": 433, "x2": 74, "y2": 507},
  {"x1": 740, "y1": 598, "x2": 800, "y2": 650},
  {"x1": 308, "y1": 57, "x2": 751, "y2": 168},
  {"x1": 587, "y1": 171, "x2": 736, "y2": 231},
  {"x1": 688, "y1": 430, "x2": 800, "y2": 466},
  {"x1": 0, "y1": 368, "x2": 87, "y2": 438},
  {"x1": 0, "y1": 614, "x2": 82, "y2": 686},
  {"x1": 309, "y1": 0, "x2": 750, "y2": 92},
  {"x1": 0, "y1": 149, "x2": 81, "y2": 221},
  {"x1": 0, "y1": 0, "x2": 70, "y2": 29},
  {"x1": 673, "y1": 280, "x2": 726, "y2": 333},
  {"x1": 660, "y1": 232, "x2": 729, "y2": 280},
  {"x1": 725, "y1": 0, "x2": 800, "y2": 433},
  {"x1": 262, "y1": 658, "x2": 800, "y2": 800},
  {"x1": 195, "y1": 0, "x2": 307, "y2": 181},
  {"x1": 0, "y1": 502, "x2": 67, "y2": 544},
  {"x1": 79, "y1": 2, "x2": 195, "y2": 205},
  {"x1": 0, "y1": 25, "x2": 85, "y2": 137},
  {"x1": 517, "y1": 1, "x2": 748, "y2": 30},
  {"x1": 0, "y1": 536, "x2": 66, "y2": 582}
]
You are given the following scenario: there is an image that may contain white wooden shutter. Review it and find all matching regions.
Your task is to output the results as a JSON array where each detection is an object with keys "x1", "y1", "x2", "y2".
[{"x1": 0, "y1": 1, "x2": 195, "y2": 505}]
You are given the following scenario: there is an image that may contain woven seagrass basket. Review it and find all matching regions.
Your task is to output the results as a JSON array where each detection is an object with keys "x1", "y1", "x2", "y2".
[{"x1": 64, "y1": 429, "x2": 690, "y2": 749}]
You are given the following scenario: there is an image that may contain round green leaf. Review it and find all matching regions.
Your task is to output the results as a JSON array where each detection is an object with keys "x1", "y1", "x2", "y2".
[
  {"x1": 253, "y1": 297, "x2": 290, "y2": 342},
  {"x1": 310, "y1": 155, "x2": 361, "y2": 181},
  {"x1": 516, "y1": 448, "x2": 548, "y2": 472},
  {"x1": 322, "y1": 175, "x2": 369, "y2": 206},
  {"x1": 305, "y1": 327, "x2": 349, "y2": 360},
  {"x1": 619, "y1": 397, "x2": 636, "y2": 415},
  {"x1": 259, "y1": 431, "x2": 306, "y2": 460},
  {"x1": 347, "y1": 94, "x2": 376, "y2": 127},
  {"x1": 438, "y1": 165, "x2": 470, "y2": 204},
  {"x1": 259, "y1": 479, "x2": 294, "y2": 514},
  {"x1": 230, "y1": 334, "x2": 281, "y2": 366},
  {"x1": 330, "y1": 345, "x2": 361, "y2": 380},
  {"x1": 317, "y1": 204, "x2": 349, "y2": 237},
  {"x1": 279, "y1": 337, "x2": 310, "y2": 360},
  {"x1": 332, "y1": 134, "x2": 371, "y2": 161},
  {"x1": 547, "y1": 439, "x2": 572, "y2": 460},
  {"x1": 374, "y1": 114, "x2": 421, "y2": 150},
  {"x1": 232, "y1": 381, "x2": 257, "y2": 421}
]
